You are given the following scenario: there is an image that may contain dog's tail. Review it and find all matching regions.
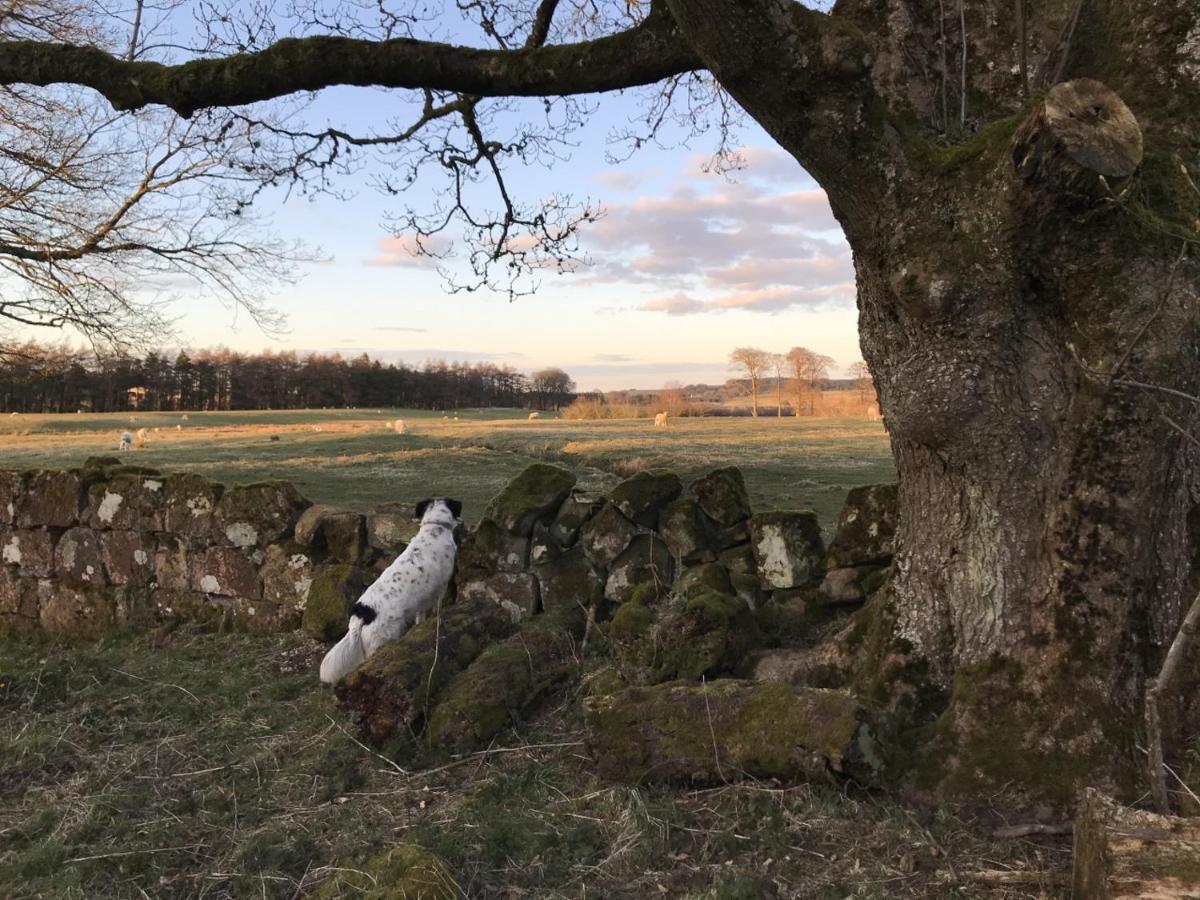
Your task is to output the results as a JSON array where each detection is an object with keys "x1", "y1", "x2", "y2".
[{"x1": 319, "y1": 616, "x2": 367, "y2": 684}]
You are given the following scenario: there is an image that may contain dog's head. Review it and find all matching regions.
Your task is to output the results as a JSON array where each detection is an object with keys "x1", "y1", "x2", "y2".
[{"x1": 414, "y1": 498, "x2": 463, "y2": 525}]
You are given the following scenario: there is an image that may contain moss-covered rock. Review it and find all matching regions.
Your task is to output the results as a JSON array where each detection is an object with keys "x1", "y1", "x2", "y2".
[
  {"x1": 825, "y1": 483, "x2": 898, "y2": 569},
  {"x1": 483, "y1": 463, "x2": 577, "y2": 536},
  {"x1": 86, "y1": 473, "x2": 165, "y2": 531},
  {"x1": 529, "y1": 521, "x2": 563, "y2": 566},
  {"x1": 425, "y1": 602, "x2": 588, "y2": 753},
  {"x1": 578, "y1": 503, "x2": 639, "y2": 568},
  {"x1": 533, "y1": 545, "x2": 605, "y2": 615},
  {"x1": 550, "y1": 490, "x2": 603, "y2": 547},
  {"x1": 675, "y1": 562, "x2": 734, "y2": 600},
  {"x1": 302, "y1": 564, "x2": 371, "y2": 641},
  {"x1": 610, "y1": 590, "x2": 760, "y2": 685},
  {"x1": 314, "y1": 844, "x2": 459, "y2": 900},
  {"x1": 583, "y1": 680, "x2": 882, "y2": 784},
  {"x1": 719, "y1": 545, "x2": 765, "y2": 609},
  {"x1": 749, "y1": 510, "x2": 825, "y2": 589},
  {"x1": 605, "y1": 534, "x2": 673, "y2": 605},
  {"x1": 659, "y1": 497, "x2": 718, "y2": 564},
  {"x1": 259, "y1": 543, "x2": 315, "y2": 629},
  {"x1": 335, "y1": 598, "x2": 517, "y2": 744},
  {"x1": 689, "y1": 467, "x2": 752, "y2": 526},
  {"x1": 609, "y1": 470, "x2": 682, "y2": 528}
]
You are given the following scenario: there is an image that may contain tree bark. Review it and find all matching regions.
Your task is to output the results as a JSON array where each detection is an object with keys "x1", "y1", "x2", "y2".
[{"x1": 667, "y1": 0, "x2": 1200, "y2": 808}]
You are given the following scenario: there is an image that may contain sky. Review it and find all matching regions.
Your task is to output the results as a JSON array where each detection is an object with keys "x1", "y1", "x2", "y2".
[{"x1": 55, "y1": 7, "x2": 864, "y2": 394}]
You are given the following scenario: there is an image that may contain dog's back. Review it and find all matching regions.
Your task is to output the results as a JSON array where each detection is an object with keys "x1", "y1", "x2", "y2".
[{"x1": 319, "y1": 498, "x2": 460, "y2": 683}]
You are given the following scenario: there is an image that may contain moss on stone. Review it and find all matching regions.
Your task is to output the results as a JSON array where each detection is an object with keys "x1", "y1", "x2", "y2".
[
  {"x1": 314, "y1": 844, "x2": 458, "y2": 899},
  {"x1": 483, "y1": 463, "x2": 577, "y2": 536},
  {"x1": 583, "y1": 679, "x2": 880, "y2": 784},
  {"x1": 689, "y1": 467, "x2": 752, "y2": 526},
  {"x1": 425, "y1": 603, "x2": 587, "y2": 753},
  {"x1": 301, "y1": 564, "x2": 369, "y2": 642},
  {"x1": 609, "y1": 470, "x2": 682, "y2": 527}
]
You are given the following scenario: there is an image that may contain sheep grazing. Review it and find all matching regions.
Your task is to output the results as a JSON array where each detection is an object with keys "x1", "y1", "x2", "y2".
[
  {"x1": 118, "y1": 431, "x2": 133, "y2": 451},
  {"x1": 176, "y1": 424, "x2": 182, "y2": 432},
  {"x1": 528, "y1": 411, "x2": 540, "y2": 421},
  {"x1": 181, "y1": 414, "x2": 189, "y2": 421},
  {"x1": 654, "y1": 412, "x2": 668, "y2": 428},
  {"x1": 392, "y1": 419, "x2": 407, "y2": 434},
  {"x1": 134, "y1": 428, "x2": 149, "y2": 448}
]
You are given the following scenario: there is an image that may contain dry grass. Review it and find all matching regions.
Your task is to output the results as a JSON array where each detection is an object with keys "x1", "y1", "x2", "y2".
[
  {"x1": 0, "y1": 410, "x2": 893, "y2": 530},
  {"x1": 0, "y1": 628, "x2": 1072, "y2": 899}
]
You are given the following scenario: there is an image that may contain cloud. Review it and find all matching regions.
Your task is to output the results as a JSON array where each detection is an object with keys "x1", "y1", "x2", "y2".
[
  {"x1": 591, "y1": 353, "x2": 640, "y2": 362},
  {"x1": 637, "y1": 292, "x2": 708, "y2": 316},
  {"x1": 577, "y1": 148, "x2": 853, "y2": 315},
  {"x1": 365, "y1": 234, "x2": 449, "y2": 267},
  {"x1": 377, "y1": 326, "x2": 429, "y2": 333}
]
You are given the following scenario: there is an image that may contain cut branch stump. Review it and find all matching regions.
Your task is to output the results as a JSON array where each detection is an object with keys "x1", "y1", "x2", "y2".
[{"x1": 1073, "y1": 789, "x2": 1200, "y2": 898}]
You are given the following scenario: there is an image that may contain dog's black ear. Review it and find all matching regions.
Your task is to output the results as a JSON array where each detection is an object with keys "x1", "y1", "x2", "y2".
[
  {"x1": 445, "y1": 499, "x2": 463, "y2": 519},
  {"x1": 413, "y1": 498, "x2": 432, "y2": 521}
]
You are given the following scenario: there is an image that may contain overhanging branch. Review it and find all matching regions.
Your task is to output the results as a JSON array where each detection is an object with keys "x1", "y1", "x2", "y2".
[{"x1": 0, "y1": 8, "x2": 701, "y2": 116}]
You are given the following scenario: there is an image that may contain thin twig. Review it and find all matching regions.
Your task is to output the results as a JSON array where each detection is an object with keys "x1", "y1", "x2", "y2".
[
  {"x1": 325, "y1": 715, "x2": 409, "y2": 777},
  {"x1": 700, "y1": 676, "x2": 726, "y2": 783},
  {"x1": 1145, "y1": 586, "x2": 1200, "y2": 813},
  {"x1": 991, "y1": 822, "x2": 1072, "y2": 838}
]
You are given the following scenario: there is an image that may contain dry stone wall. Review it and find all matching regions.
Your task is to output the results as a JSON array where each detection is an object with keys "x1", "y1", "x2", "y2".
[
  {"x1": 0, "y1": 456, "x2": 899, "y2": 668},
  {"x1": 0, "y1": 456, "x2": 412, "y2": 640}
]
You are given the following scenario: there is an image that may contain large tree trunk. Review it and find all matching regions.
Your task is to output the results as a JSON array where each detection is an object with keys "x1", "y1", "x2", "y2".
[{"x1": 667, "y1": 0, "x2": 1200, "y2": 808}]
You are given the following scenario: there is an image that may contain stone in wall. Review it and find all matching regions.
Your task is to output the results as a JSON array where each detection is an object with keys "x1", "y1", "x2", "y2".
[
  {"x1": 213, "y1": 481, "x2": 309, "y2": 549},
  {"x1": 99, "y1": 531, "x2": 157, "y2": 586},
  {"x1": 0, "y1": 567, "x2": 37, "y2": 637},
  {"x1": 191, "y1": 545, "x2": 261, "y2": 599},
  {"x1": 86, "y1": 473, "x2": 166, "y2": 531},
  {"x1": 54, "y1": 527, "x2": 107, "y2": 588},
  {"x1": 604, "y1": 534, "x2": 673, "y2": 605},
  {"x1": 154, "y1": 535, "x2": 191, "y2": 591},
  {"x1": 459, "y1": 572, "x2": 540, "y2": 622},
  {"x1": 689, "y1": 466, "x2": 752, "y2": 526},
  {"x1": 162, "y1": 473, "x2": 223, "y2": 538},
  {"x1": 366, "y1": 503, "x2": 416, "y2": 555},
  {"x1": 261, "y1": 544, "x2": 315, "y2": 610},
  {"x1": 0, "y1": 470, "x2": 22, "y2": 525},
  {"x1": 749, "y1": 511, "x2": 825, "y2": 589},
  {"x1": 303, "y1": 564, "x2": 373, "y2": 642},
  {"x1": 37, "y1": 580, "x2": 116, "y2": 638},
  {"x1": 16, "y1": 470, "x2": 82, "y2": 529},
  {"x1": 483, "y1": 463, "x2": 576, "y2": 536},
  {"x1": 549, "y1": 491, "x2": 603, "y2": 548},
  {"x1": 824, "y1": 483, "x2": 898, "y2": 569},
  {"x1": 609, "y1": 470, "x2": 682, "y2": 528},
  {"x1": 320, "y1": 511, "x2": 366, "y2": 564},
  {"x1": 534, "y1": 546, "x2": 605, "y2": 614},
  {"x1": 579, "y1": 504, "x2": 639, "y2": 568},
  {"x1": 658, "y1": 497, "x2": 717, "y2": 565},
  {"x1": 294, "y1": 504, "x2": 335, "y2": 547},
  {"x1": 2, "y1": 527, "x2": 54, "y2": 578},
  {"x1": 456, "y1": 518, "x2": 528, "y2": 580}
]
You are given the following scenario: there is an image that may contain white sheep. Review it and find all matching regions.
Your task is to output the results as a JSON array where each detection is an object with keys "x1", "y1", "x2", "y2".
[
  {"x1": 134, "y1": 427, "x2": 149, "y2": 448},
  {"x1": 654, "y1": 412, "x2": 668, "y2": 428},
  {"x1": 528, "y1": 411, "x2": 540, "y2": 421},
  {"x1": 118, "y1": 431, "x2": 133, "y2": 451},
  {"x1": 393, "y1": 419, "x2": 407, "y2": 434}
]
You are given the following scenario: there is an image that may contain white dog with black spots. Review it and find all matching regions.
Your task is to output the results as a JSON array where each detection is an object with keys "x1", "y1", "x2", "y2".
[{"x1": 319, "y1": 497, "x2": 462, "y2": 684}]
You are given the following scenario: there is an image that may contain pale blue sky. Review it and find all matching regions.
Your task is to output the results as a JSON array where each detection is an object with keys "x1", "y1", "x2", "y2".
[{"x1": 66, "y1": 4, "x2": 864, "y2": 392}]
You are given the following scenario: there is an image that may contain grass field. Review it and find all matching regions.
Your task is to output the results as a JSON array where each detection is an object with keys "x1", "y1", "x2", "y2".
[
  {"x1": 0, "y1": 409, "x2": 894, "y2": 531},
  {"x1": 0, "y1": 628, "x2": 1071, "y2": 899}
]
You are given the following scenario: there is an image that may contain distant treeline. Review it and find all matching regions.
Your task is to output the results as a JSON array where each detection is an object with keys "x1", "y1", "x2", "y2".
[{"x1": 0, "y1": 343, "x2": 576, "y2": 413}]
